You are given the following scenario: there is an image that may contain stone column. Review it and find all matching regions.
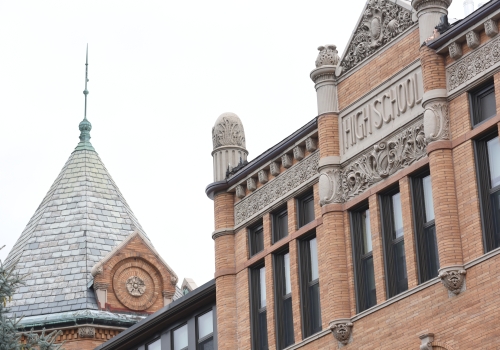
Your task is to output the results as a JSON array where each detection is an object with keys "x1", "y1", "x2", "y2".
[
  {"x1": 412, "y1": 0, "x2": 452, "y2": 44},
  {"x1": 311, "y1": 45, "x2": 353, "y2": 345},
  {"x1": 419, "y1": 43, "x2": 466, "y2": 295},
  {"x1": 213, "y1": 192, "x2": 237, "y2": 349}
]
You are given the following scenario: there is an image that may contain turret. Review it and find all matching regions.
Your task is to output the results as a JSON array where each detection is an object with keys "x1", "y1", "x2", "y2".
[
  {"x1": 412, "y1": 0, "x2": 452, "y2": 44},
  {"x1": 211, "y1": 112, "x2": 248, "y2": 182}
]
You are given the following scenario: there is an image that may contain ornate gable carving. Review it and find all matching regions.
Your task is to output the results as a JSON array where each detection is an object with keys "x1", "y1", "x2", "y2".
[{"x1": 339, "y1": 0, "x2": 414, "y2": 75}]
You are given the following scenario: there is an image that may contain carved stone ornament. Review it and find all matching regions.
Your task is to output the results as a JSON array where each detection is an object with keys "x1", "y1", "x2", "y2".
[
  {"x1": 447, "y1": 36, "x2": 500, "y2": 92},
  {"x1": 212, "y1": 113, "x2": 246, "y2": 150},
  {"x1": 270, "y1": 161, "x2": 280, "y2": 176},
  {"x1": 439, "y1": 268, "x2": 466, "y2": 295},
  {"x1": 93, "y1": 282, "x2": 109, "y2": 291},
  {"x1": 484, "y1": 19, "x2": 499, "y2": 38},
  {"x1": 321, "y1": 118, "x2": 427, "y2": 204},
  {"x1": 235, "y1": 151, "x2": 319, "y2": 226},
  {"x1": 162, "y1": 290, "x2": 175, "y2": 298},
  {"x1": 340, "y1": 0, "x2": 414, "y2": 74},
  {"x1": 466, "y1": 31, "x2": 480, "y2": 49},
  {"x1": 126, "y1": 276, "x2": 146, "y2": 296},
  {"x1": 258, "y1": 169, "x2": 268, "y2": 184},
  {"x1": 329, "y1": 320, "x2": 353, "y2": 345},
  {"x1": 247, "y1": 178, "x2": 257, "y2": 192},
  {"x1": 423, "y1": 101, "x2": 450, "y2": 142},
  {"x1": 78, "y1": 327, "x2": 95, "y2": 339},
  {"x1": 293, "y1": 146, "x2": 305, "y2": 161},
  {"x1": 282, "y1": 154, "x2": 293, "y2": 168},
  {"x1": 236, "y1": 185, "x2": 246, "y2": 199},
  {"x1": 315, "y1": 45, "x2": 340, "y2": 67},
  {"x1": 306, "y1": 137, "x2": 317, "y2": 152},
  {"x1": 448, "y1": 42, "x2": 462, "y2": 60},
  {"x1": 419, "y1": 333, "x2": 434, "y2": 350},
  {"x1": 94, "y1": 266, "x2": 103, "y2": 275},
  {"x1": 171, "y1": 275, "x2": 178, "y2": 286}
]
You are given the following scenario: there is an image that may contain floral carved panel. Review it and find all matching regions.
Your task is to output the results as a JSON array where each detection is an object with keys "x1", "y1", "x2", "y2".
[
  {"x1": 447, "y1": 36, "x2": 500, "y2": 93},
  {"x1": 340, "y1": 0, "x2": 414, "y2": 75},
  {"x1": 234, "y1": 151, "x2": 319, "y2": 226}
]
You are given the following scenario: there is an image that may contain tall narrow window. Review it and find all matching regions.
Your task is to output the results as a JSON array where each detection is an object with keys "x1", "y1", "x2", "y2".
[
  {"x1": 470, "y1": 80, "x2": 496, "y2": 126},
  {"x1": 250, "y1": 265, "x2": 268, "y2": 350},
  {"x1": 274, "y1": 251, "x2": 294, "y2": 349},
  {"x1": 350, "y1": 207, "x2": 376, "y2": 312},
  {"x1": 172, "y1": 324, "x2": 188, "y2": 350},
  {"x1": 411, "y1": 171, "x2": 439, "y2": 283},
  {"x1": 249, "y1": 221, "x2": 264, "y2": 257},
  {"x1": 147, "y1": 338, "x2": 161, "y2": 350},
  {"x1": 197, "y1": 310, "x2": 214, "y2": 350},
  {"x1": 299, "y1": 235, "x2": 322, "y2": 337},
  {"x1": 475, "y1": 132, "x2": 500, "y2": 251},
  {"x1": 297, "y1": 191, "x2": 315, "y2": 228},
  {"x1": 380, "y1": 190, "x2": 408, "y2": 298},
  {"x1": 272, "y1": 206, "x2": 289, "y2": 243}
]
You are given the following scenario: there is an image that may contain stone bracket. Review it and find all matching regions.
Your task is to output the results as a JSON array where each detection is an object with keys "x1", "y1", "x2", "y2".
[
  {"x1": 439, "y1": 265, "x2": 466, "y2": 295},
  {"x1": 78, "y1": 326, "x2": 95, "y2": 339},
  {"x1": 419, "y1": 333, "x2": 434, "y2": 350},
  {"x1": 329, "y1": 318, "x2": 353, "y2": 346}
]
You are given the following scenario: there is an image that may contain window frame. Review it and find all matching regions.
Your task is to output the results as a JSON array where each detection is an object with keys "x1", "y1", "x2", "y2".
[
  {"x1": 298, "y1": 232, "x2": 322, "y2": 338},
  {"x1": 146, "y1": 337, "x2": 161, "y2": 350},
  {"x1": 410, "y1": 168, "x2": 440, "y2": 284},
  {"x1": 379, "y1": 187, "x2": 409, "y2": 299},
  {"x1": 248, "y1": 220, "x2": 264, "y2": 258},
  {"x1": 474, "y1": 130, "x2": 500, "y2": 252},
  {"x1": 350, "y1": 203, "x2": 377, "y2": 313},
  {"x1": 196, "y1": 309, "x2": 214, "y2": 350},
  {"x1": 272, "y1": 205, "x2": 289, "y2": 244},
  {"x1": 171, "y1": 323, "x2": 189, "y2": 350},
  {"x1": 297, "y1": 190, "x2": 315, "y2": 229},
  {"x1": 469, "y1": 79, "x2": 497, "y2": 127},
  {"x1": 273, "y1": 248, "x2": 294, "y2": 349},
  {"x1": 249, "y1": 263, "x2": 268, "y2": 350}
]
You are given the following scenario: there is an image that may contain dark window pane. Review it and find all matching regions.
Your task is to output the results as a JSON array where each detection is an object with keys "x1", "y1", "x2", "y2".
[
  {"x1": 394, "y1": 240, "x2": 408, "y2": 294},
  {"x1": 273, "y1": 208, "x2": 289, "y2": 243},
  {"x1": 199, "y1": 338, "x2": 214, "y2": 350},
  {"x1": 471, "y1": 82, "x2": 496, "y2": 125},
  {"x1": 309, "y1": 282, "x2": 322, "y2": 334},
  {"x1": 424, "y1": 224, "x2": 439, "y2": 279},
  {"x1": 249, "y1": 224, "x2": 264, "y2": 257},
  {"x1": 363, "y1": 256, "x2": 376, "y2": 310},
  {"x1": 478, "y1": 89, "x2": 497, "y2": 123},
  {"x1": 298, "y1": 192, "x2": 315, "y2": 227},
  {"x1": 491, "y1": 190, "x2": 500, "y2": 248},
  {"x1": 283, "y1": 297, "x2": 294, "y2": 347},
  {"x1": 258, "y1": 311, "x2": 268, "y2": 350}
]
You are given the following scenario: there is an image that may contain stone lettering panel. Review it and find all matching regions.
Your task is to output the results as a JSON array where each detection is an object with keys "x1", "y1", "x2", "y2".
[{"x1": 340, "y1": 66, "x2": 424, "y2": 160}]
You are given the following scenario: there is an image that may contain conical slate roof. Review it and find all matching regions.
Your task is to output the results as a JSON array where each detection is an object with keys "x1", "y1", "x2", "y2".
[{"x1": 5, "y1": 120, "x2": 148, "y2": 317}]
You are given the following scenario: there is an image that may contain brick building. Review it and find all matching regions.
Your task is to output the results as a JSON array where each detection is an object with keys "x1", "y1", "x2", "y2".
[{"x1": 205, "y1": 0, "x2": 500, "y2": 349}]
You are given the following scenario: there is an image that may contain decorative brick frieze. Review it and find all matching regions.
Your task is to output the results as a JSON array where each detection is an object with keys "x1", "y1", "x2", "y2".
[
  {"x1": 447, "y1": 36, "x2": 500, "y2": 93},
  {"x1": 320, "y1": 117, "x2": 427, "y2": 204},
  {"x1": 234, "y1": 151, "x2": 319, "y2": 226}
]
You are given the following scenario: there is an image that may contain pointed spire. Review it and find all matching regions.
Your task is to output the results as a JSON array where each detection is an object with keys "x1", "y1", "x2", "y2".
[{"x1": 75, "y1": 44, "x2": 95, "y2": 152}]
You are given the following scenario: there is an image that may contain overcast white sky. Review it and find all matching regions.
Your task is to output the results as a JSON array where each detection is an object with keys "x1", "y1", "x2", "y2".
[{"x1": 0, "y1": 1, "x2": 468, "y2": 286}]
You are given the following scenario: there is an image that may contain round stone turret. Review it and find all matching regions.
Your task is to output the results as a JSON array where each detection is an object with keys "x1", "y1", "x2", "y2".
[
  {"x1": 211, "y1": 112, "x2": 248, "y2": 181},
  {"x1": 310, "y1": 45, "x2": 339, "y2": 115}
]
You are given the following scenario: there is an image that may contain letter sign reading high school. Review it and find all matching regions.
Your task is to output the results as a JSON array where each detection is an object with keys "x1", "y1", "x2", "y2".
[{"x1": 339, "y1": 66, "x2": 424, "y2": 160}]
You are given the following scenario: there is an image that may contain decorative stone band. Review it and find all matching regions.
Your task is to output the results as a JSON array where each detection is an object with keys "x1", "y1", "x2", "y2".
[
  {"x1": 329, "y1": 318, "x2": 353, "y2": 346},
  {"x1": 234, "y1": 151, "x2": 320, "y2": 228},
  {"x1": 78, "y1": 326, "x2": 95, "y2": 339},
  {"x1": 438, "y1": 265, "x2": 466, "y2": 295},
  {"x1": 419, "y1": 333, "x2": 434, "y2": 350},
  {"x1": 93, "y1": 282, "x2": 109, "y2": 291},
  {"x1": 212, "y1": 227, "x2": 235, "y2": 240},
  {"x1": 423, "y1": 89, "x2": 450, "y2": 142},
  {"x1": 320, "y1": 117, "x2": 427, "y2": 204},
  {"x1": 447, "y1": 35, "x2": 500, "y2": 94},
  {"x1": 162, "y1": 290, "x2": 175, "y2": 298}
]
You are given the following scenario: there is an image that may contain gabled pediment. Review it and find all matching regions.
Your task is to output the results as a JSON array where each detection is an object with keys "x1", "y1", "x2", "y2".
[{"x1": 338, "y1": 0, "x2": 416, "y2": 76}]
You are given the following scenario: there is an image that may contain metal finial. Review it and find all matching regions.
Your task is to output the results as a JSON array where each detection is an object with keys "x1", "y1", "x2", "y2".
[{"x1": 83, "y1": 44, "x2": 89, "y2": 120}]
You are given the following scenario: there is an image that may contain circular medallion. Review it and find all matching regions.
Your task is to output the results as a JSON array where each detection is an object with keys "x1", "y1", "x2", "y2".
[
  {"x1": 112, "y1": 259, "x2": 160, "y2": 311},
  {"x1": 126, "y1": 276, "x2": 146, "y2": 296}
]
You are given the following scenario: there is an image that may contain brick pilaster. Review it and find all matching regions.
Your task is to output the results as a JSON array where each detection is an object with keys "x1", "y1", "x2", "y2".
[
  {"x1": 399, "y1": 176, "x2": 419, "y2": 288},
  {"x1": 289, "y1": 239, "x2": 303, "y2": 341},
  {"x1": 419, "y1": 45, "x2": 447, "y2": 92},
  {"x1": 265, "y1": 254, "x2": 277, "y2": 350},
  {"x1": 317, "y1": 113, "x2": 339, "y2": 158},
  {"x1": 369, "y1": 194, "x2": 387, "y2": 303}
]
